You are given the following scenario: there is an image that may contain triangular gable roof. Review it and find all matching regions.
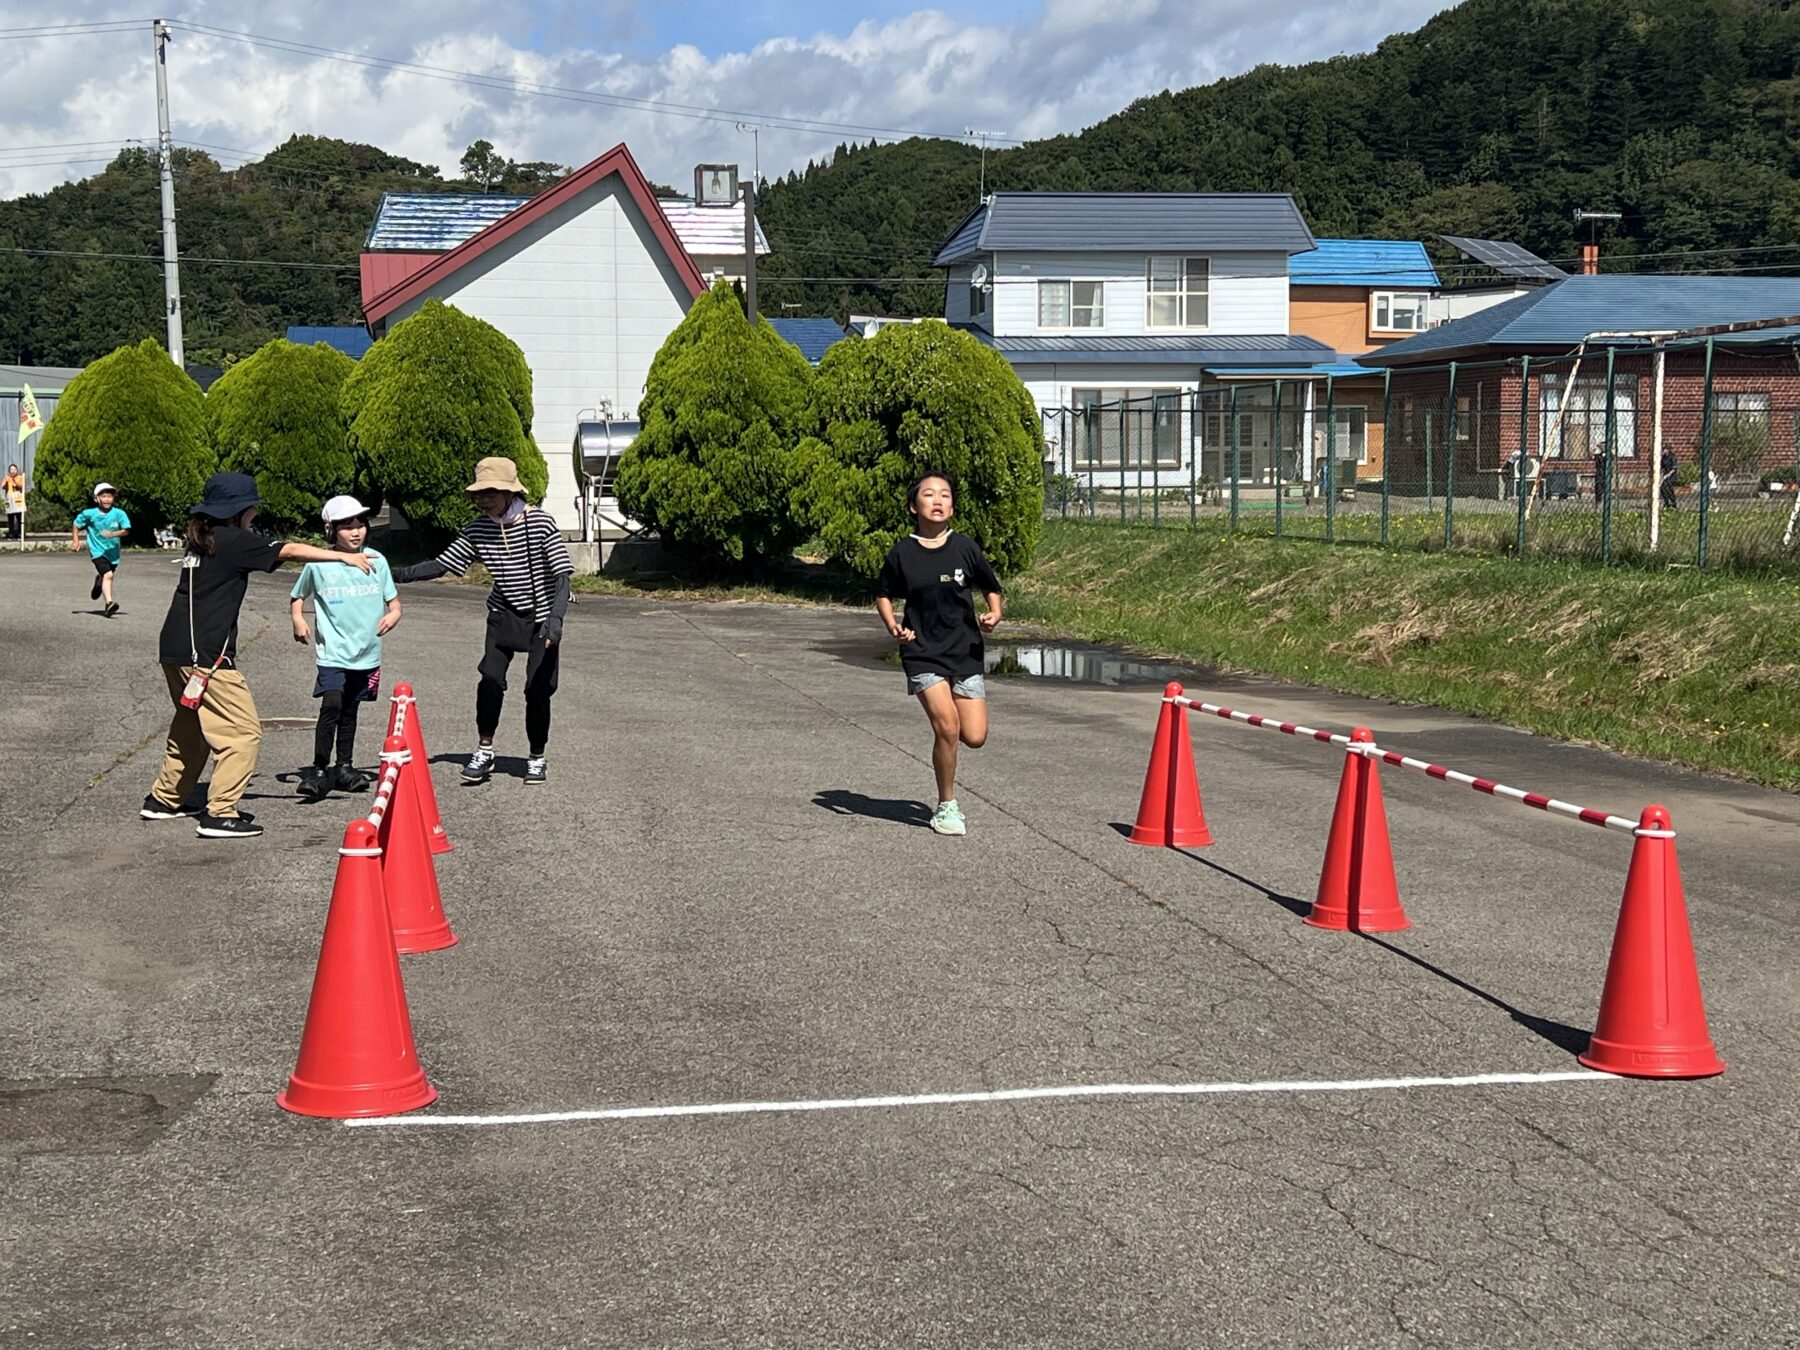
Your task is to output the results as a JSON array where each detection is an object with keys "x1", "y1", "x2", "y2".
[{"x1": 362, "y1": 144, "x2": 707, "y2": 325}]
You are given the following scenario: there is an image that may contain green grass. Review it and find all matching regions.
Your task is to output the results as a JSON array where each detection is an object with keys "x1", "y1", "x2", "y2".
[
  {"x1": 1007, "y1": 522, "x2": 1800, "y2": 792},
  {"x1": 564, "y1": 521, "x2": 1800, "y2": 792}
]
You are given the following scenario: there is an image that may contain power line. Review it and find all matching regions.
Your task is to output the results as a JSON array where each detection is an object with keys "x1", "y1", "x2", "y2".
[
  {"x1": 0, "y1": 245, "x2": 358, "y2": 272},
  {"x1": 0, "y1": 20, "x2": 144, "y2": 41},
  {"x1": 173, "y1": 20, "x2": 1025, "y2": 148}
]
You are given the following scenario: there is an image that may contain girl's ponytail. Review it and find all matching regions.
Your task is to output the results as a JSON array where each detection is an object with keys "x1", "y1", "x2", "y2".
[{"x1": 184, "y1": 515, "x2": 218, "y2": 557}]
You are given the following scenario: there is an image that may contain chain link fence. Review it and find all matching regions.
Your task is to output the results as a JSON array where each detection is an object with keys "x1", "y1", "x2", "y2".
[{"x1": 1041, "y1": 340, "x2": 1800, "y2": 572}]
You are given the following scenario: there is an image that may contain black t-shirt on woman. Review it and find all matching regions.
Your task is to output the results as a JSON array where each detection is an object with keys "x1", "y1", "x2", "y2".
[
  {"x1": 157, "y1": 527, "x2": 286, "y2": 667},
  {"x1": 875, "y1": 531, "x2": 1002, "y2": 680}
]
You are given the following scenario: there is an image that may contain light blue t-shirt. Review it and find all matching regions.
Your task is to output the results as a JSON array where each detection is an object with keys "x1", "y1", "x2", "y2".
[
  {"x1": 73, "y1": 506, "x2": 130, "y2": 563},
  {"x1": 290, "y1": 549, "x2": 397, "y2": 671}
]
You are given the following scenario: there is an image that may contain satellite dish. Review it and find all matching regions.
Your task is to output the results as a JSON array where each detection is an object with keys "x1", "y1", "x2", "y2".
[{"x1": 970, "y1": 263, "x2": 989, "y2": 287}]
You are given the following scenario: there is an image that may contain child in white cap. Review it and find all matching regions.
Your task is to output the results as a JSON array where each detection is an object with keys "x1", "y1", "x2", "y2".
[
  {"x1": 71, "y1": 482, "x2": 130, "y2": 617},
  {"x1": 288, "y1": 495, "x2": 400, "y2": 801}
]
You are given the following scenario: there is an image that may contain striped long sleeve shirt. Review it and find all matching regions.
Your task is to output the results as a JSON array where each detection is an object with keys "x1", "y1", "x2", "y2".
[{"x1": 435, "y1": 509, "x2": 575, "y2": 622}]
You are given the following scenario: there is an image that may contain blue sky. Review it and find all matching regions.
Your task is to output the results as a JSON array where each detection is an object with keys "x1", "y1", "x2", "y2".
[{"x1": 1, "y1": 1, "x2": 1453, "y2": 198}]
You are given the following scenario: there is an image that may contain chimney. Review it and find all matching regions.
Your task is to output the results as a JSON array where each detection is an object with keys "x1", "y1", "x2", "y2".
[{"x1": 1581, "y1": 243, "x2": 1599, "y2": 276}]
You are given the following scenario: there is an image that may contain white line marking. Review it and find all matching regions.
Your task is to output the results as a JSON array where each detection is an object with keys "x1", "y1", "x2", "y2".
[{"x1": 342, "y1": 1070, "x2": 1615, "y2": 1129}]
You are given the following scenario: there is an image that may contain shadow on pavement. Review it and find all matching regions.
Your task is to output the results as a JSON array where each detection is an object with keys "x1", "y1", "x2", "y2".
[{"x1": 813, "y1": 789, "x2": 932, "y2": 828}]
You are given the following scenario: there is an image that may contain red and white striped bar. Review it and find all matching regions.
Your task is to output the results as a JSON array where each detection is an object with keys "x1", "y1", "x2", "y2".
[
  {"x1": 1164, "y1": 690, "x2": 1643, "y2": 837},
  {"x1": 1167, "y1": 693, "x2": 1356, "y2": 750},
  {"x1": 364, "y1": 757, "x2": 403, "y2": 831}
]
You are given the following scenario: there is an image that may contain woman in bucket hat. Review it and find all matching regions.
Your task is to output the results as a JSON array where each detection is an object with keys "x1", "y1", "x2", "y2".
[
  {"x1": 142, "y1": 473, "x2": 374, "y2": 839},
  {"x1": 392, "y1": 456, "x2": 574, "y2": 785}
]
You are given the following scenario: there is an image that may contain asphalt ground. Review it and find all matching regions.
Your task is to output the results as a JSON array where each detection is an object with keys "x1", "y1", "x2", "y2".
[{"x1": 3, "y1": 550, "x2": 1798, "y2": 1348}]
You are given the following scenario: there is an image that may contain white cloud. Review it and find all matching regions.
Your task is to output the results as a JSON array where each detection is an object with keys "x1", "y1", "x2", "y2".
[{"x1": 0, "y1": 1, "x2": 1451, "y2": 200}]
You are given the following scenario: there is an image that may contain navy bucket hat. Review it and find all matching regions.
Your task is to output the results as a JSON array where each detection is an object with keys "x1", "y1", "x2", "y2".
[{"x1": 189, "y1": 472, "x2": 262, "y2": 519}]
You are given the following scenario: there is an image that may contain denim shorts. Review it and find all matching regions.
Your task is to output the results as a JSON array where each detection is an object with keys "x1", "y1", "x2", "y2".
[{"x1": 907, "y1": 672, "x2": 986, "y2": 699}]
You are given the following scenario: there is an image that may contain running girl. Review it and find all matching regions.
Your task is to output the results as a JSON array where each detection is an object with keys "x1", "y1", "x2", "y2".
[{"x1": 874, "y1": 471, "x2": 1002, "y2": 836}]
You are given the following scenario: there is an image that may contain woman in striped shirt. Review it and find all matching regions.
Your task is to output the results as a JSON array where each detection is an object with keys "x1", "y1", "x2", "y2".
[{"x1": 393, "y1": 457, "x2": 575, "y2": 785}]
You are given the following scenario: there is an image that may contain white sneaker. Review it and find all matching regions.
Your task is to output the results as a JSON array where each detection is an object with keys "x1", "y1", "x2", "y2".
[{"x1": 929, "y1": 800, "x2": 967, "y2": 836}]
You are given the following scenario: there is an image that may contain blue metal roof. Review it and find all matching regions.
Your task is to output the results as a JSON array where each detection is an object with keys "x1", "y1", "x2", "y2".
[
  {"x1": 933, "y1": 193, "x2": 1315, "y2": 266},
  {"x1": 1361, "y1": 275, "x2": 1800, "y2": 366},
  {"x1": 975, "y1": 332, "x2": 1333, "y2": 367},
  {"x1": 365, "y1": 193, "x2": 531, "y2": 250},
  {"x1": 1290, "y1": 238, "x2": 1439, "y2": 289},
  {"x1": 1213, "y1": 361, "x2": 1379, "y2": 379},
  {"x1": 766, "y1": 317, "x2": 848, "y2": 364},
  {"x1": 286, "y1": 325, "x2": 374, "y2": 358}
]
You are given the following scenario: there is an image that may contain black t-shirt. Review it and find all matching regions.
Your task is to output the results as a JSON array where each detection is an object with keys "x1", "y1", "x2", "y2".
[
  {"x1": 875, "y1": 531, "x2": 1002, "y2": 680},
  {"x1": 157, "y1": 527, "x2": 286, "y2": 667}
]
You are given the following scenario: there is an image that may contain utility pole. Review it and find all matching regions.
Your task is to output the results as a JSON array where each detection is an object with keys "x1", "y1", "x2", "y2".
[
  {"x1": 153, "y1": 18, "x2": 184, "y2": 367},
  {"x1": 741, "y1": 176, "x2": 757, "y2": 324},
  {"x1": 964, "y1": 127, "x2": 1005, "y2": 202}
]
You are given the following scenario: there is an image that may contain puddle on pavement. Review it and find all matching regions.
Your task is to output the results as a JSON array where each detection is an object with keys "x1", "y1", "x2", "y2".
[{"x1": 829, "y1": 638, "x2": 1206, "y2": 688}]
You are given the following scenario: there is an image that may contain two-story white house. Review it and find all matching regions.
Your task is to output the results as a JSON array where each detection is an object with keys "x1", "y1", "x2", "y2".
[{"x1": 933, "y1": 193, "x2": 1334, "y2": 486}]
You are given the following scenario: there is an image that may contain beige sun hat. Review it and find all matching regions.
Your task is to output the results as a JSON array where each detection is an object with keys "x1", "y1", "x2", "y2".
[{"x1": 466, "y1": 457, "x2": 526, "y2": 494}]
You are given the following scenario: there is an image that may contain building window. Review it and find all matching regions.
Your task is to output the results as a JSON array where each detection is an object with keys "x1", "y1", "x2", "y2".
[
  {"x1": 1372, "y1": 291, "x2": 1430, "y2": 333},
  {"x1": 1070, "y1": 387, "x2": 1184, "y2": 469},
  {"x1": 1146, "y1": 257, "x2": 1208, "y2": 328},
  {"x1": 969, "y1": 272, "x2": 987, "y2": 318},
  {"x1": 1038, "y1": 280, "x2": 1103, "y2": 328},
  {"x1": 1539, "y1": 374, "x2": 1639, "y2": 459},
  {"x1": 1330, "y1": 406, "x2": 1369, "y2": 464}
]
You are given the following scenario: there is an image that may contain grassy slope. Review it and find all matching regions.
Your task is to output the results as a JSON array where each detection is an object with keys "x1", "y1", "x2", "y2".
[{"x1": 1004, "y1": 523, "x2": 1800, "y2": 791}]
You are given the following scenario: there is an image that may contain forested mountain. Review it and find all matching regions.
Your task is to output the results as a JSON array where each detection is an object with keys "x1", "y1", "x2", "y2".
[{"x1": 3, "y1": 0, "x2": 1798, "y2": 366}]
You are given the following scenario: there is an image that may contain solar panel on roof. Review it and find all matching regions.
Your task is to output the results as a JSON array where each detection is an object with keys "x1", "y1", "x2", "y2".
[{"x1": 1442, "y1": 235, "x2": 1566, "y2": 281}]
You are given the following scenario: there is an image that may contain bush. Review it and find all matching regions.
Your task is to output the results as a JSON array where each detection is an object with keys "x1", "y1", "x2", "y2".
[
  {"x1": 792, "y1": 321, "x2": 1044, "y2": 579},
  {"x1": 341, "y1": 299, "x2": 548, "y2": 535},
  {"x1": 614, "y1": 279, "x2": 816, "y2": 567},
  {"x1": 208, "y1": 338, "x2": 358, "y2": 531},
  {"x1": 32, "y1": 338, "x2": 211, "y2": 532}
]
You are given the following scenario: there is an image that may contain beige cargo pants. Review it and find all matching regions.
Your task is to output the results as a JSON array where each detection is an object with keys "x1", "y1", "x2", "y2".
[{"x1": 150, "y1": 665, "x2": 263, "y2": 818}]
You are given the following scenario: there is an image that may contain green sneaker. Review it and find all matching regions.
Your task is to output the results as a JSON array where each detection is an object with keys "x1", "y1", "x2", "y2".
[{"x1": 930, "y1": 799, "x2": 967, "y2": 836}]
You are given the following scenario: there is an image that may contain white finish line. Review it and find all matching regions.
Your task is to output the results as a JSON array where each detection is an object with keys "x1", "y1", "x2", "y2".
[{"x1": 342, "y1": 1069, "x2": 1614, "y2": 1129}]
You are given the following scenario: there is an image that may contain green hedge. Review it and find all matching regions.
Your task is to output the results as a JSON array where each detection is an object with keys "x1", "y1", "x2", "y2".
[
  {"x1": 32, "y1": 338, "x2": 211, "y2": 531},
  {"x1": 209, "y1": 337, "x2": 359, "y2": 531}
]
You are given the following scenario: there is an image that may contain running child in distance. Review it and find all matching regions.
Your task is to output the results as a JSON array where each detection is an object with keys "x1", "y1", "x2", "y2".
[
  {"x1": 289, "y1": 495, "x2": 401, "y2": 803},
  {"x1": 72, "y1": 482, "x2": 130, "y2": 617},
  {"x1": 874, "y1": 472, "x2": 1003, "y2": 837}
]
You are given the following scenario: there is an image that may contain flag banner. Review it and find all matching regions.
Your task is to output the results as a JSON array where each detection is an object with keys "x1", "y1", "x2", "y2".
[{"x1": 18, "y1": 385, "x2": 44, "y2": 444}]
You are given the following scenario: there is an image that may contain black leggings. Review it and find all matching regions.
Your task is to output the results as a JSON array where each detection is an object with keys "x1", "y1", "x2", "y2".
[
  {"x1": 476, "y1": 609, "x2": 561, "y2": 755},
  {"x1": 313, "y1": 689, "x2": 364, "y2": 768}
]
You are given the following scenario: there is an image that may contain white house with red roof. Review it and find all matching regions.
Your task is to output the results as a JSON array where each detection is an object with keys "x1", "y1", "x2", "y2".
[{"x1": 359, "y1": 144, "x2": 733, "y2": 531}]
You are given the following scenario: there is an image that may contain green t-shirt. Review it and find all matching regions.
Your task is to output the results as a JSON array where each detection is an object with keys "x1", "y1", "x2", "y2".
[
  {"x1": 291, "y1": 549, "x2": 396, "y2": 670},
  {"x1": 73, "y1": 506, "x2": 130, "y2": 563}
]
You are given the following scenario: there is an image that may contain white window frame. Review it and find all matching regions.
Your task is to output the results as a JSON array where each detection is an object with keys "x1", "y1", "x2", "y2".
[
  {"x1": 1372, "y1": 290, "x2": 1431, "y2": 334},
  {"x1": 1038, "y1": 279, "x2": 1103, "y2": 330},
  {"x1": 1146, "y1": 257, "x2": 1209, "y2": 329},
  {"x1": 968, "y1": 271, "x2": 987, "y2": 318}
]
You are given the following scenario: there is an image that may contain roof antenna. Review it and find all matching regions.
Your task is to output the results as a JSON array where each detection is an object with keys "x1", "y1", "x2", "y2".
[
  {"x1": 1573, "y1": 209, "x2": 1622, "y2": 276},
  {"x1": 964, "y1": 127, "x2": 1004, "y2": 203}
]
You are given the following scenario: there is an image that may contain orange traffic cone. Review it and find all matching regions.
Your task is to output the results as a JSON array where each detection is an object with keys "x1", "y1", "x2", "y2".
[
  {"x1": 378, "y1": 735, "x2": 458, "y2": 954},
  {"x1": 1578, "y1": 806, "x2": 1724, "y2": 1079},
  {"x1": 278, "y1": 819, "x2": 437, "y2": 1118},
  {"x1": 1306, "y1": 727, "x2": 1409, "y2": 933},
  {"x1": 1128, "y1": 682, "x2": 1214, "y2": 848},
  {"x1": 392, "y1": 683, "x2": 452, "y2": 856}
]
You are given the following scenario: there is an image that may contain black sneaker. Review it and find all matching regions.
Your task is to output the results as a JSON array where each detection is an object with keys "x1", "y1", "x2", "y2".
[
  {"x1": 297, "y1": 766, "x2": 331, "y2": 802},
  {"x1": 332, "y1": 763, "x2": 372, "y2": 793},
  {"x1": 461, "y1": 747, "x2": 496, "y2": 781},
  {"x1": 140, "y1": 794, "x2": 198, "y2": 820},
  {"x1": 90, "y1": 576, "x2": 103, "y2": 601},
  {"x1": 103, "y1": 600, "x2": 119, "y2": 618},
  {"x1": 524, "y1": 755, "x2": 547, "y2": 785},
  {"x1": 196, "y1": 813, "x2": 263, "y2": 839}
]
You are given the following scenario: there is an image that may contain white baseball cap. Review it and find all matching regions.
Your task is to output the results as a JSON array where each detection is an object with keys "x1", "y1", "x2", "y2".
[
  {"x1": 93, "y1": 482, "x2": 116, "y2": 498},
  {"x1": 321, "y1": 494, "x2": 371, "y2": 525}
]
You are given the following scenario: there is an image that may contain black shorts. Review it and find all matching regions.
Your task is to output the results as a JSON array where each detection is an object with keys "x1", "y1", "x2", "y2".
[{"x1": 91, "y1": 556, "x2": 117, "y2": 575}]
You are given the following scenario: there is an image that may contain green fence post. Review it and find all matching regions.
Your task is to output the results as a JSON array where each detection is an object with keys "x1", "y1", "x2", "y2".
[
  {"x1": 1228, "y1": 384, "x2": 1240, "y2": 533},
  {"x1": 1515, "y1": 356, "x2": 1530, "y2": 557},
  {"x1": 1601, "y1": 346, "x2": 1617, "y2": 566},
  {"x1": 1698, "y1": 337, "x2": 1715, "y2": 568},
  {"x1": 1273, "y1": 380, "x2": 1285, "y2": 538},
  {"x1": 1325, "y1": 376, "x2": 1337, "y2": 542},
  {"x1": 1424, "y1": 410, "x2": 1434, "y2": 504},
  {"x1": 1152, "y1": 398, "x2": 1162, "y2": 531},
  {"x1": 1059, "y1": 409, "x2": 1069, "y2": 520},
  {"x1": 1380, "y1": 368, "x2": 1392, "y2": 548},
  {"x1": 1443, "y1": 361, "x2": 1459, "y2": 547}
]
